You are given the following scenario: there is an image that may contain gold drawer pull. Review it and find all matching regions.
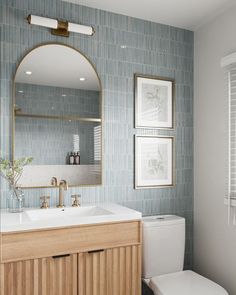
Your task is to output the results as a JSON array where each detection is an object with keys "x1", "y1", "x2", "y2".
[
  {"x1": 88, "y1": 249, "x2": 104, "y2": 254},
  {"x1": 52, "y1": 254, "x2": 70, "y2": 259}
]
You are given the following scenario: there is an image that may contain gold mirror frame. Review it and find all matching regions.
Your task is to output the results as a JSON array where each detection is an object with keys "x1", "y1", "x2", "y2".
[{"x1": 12, "y1": 42, "x2": 103, "y2": 188}]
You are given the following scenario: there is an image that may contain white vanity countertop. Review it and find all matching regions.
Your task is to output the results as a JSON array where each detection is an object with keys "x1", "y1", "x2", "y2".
[{"x1": 0, "y1": 203, "x2": 142, "y2": 233}]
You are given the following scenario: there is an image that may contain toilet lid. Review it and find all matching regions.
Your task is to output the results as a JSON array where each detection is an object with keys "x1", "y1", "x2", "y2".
[{"x1": 149, "y1": 271, "x2": 228, "y2": 295}]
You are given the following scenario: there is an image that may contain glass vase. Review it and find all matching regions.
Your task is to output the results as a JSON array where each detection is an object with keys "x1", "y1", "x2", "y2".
[{"x1": 7, "y1": 187, "x2": 25, "y2": 213}]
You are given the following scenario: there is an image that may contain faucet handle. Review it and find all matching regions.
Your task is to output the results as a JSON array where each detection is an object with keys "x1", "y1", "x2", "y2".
[
  {"x1": 71, "y1": 194, "x2": 81, "y2": 207},
  {"x1": 40, "y1": 196, "x2": 50, "y2": 209},
  {"x1": 51, "y1": 177, "x2": 58, "y2": 186}
]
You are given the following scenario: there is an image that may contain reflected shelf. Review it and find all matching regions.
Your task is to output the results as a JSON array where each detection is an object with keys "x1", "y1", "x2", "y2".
[{"x1": 15, "y1": 112, "x2": 101, "y2": 123}]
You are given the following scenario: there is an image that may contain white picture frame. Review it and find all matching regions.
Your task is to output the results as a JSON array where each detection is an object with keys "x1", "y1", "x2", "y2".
[
  {"x1": 135, "y1": 135, "x2": 174, "y2": 189},
  {"x1": 135, "y1": 74, "x2": 175, "y2": 129}
]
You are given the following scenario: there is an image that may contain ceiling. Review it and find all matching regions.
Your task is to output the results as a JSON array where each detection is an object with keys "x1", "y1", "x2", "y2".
[
  {"x1": 15, "y1": 44, "x2": 100, "y2": 91},
  {"x1": 62, "y1": 0, "x2": 235, "y2": 30}
]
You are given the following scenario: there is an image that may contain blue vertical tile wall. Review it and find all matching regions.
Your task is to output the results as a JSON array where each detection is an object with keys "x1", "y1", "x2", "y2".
[{"x1": 0, "y1": 0, "x2": 193, "y2": 268}]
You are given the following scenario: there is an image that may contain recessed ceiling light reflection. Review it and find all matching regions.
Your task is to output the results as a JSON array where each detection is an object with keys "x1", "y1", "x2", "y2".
[
  {"x1": 25, "y1": 71, "x2": 32, "y2": 75},
  {"x1": 62, "y1": 94, "x2": 67, "y2": 97},
  {"x1": 18, "y1": 90, "x2": 24, "y2": 93},
  {"x1": 79, "y1": 77, "x2": 85, "y2": 81}
]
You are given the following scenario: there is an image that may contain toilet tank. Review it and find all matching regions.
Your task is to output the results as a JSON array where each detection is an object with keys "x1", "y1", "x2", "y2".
[{"x1": 142, "y1": 215, "x2": 185, "y2": 279}]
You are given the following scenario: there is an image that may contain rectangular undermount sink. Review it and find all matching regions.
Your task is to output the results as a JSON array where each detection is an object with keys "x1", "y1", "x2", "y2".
[
  {"x1": 0, "y1": 203, "x2": 142, "y2": 232},
  {"x1": 26, "y1": 206, "x2": 113, "y2": 222}
]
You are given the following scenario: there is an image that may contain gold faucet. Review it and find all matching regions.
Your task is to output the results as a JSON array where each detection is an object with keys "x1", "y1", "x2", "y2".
[
  {"x1": 58, "y1": 180, "x2": 68, "y2": 208},
  {"x1": 51, "y1": 177, "x2": 68, "y2": 208}
]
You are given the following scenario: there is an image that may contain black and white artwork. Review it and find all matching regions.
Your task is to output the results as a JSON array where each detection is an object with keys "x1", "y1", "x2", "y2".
[
  {"x1": 135, "y1": 136, "x2": 174, "y2": 188},
  {"x1": 135, "y1": 75, "x2": 174, "y2": 129}
]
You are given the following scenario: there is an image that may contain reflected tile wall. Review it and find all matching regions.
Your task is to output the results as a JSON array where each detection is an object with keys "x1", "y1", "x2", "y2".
[
  {"x1": 15, "y1": 83, "x2": 99, "y2": 164},
  {"x1": 15, "y1": 83, "x2": 100, "y2": 118},
  {"x1": 15, "y1": 117, "x2": 97, "y2": 165},
  {"x1": 0, "y1": 0, "x2": 193, "y2": 268}
]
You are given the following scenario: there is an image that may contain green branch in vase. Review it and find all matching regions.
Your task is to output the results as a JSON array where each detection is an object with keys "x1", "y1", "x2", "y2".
[{"x1": 0, "y1": 155, "x2": 33, "y2": 189}]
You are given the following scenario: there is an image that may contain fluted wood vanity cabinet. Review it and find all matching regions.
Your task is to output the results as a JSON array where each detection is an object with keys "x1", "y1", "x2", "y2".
[
  {"x1": 78, "y1": 246, "x2": 141, "y2": 295},
  {"x1": 0, "y1": 254, "x2": 78, "y2": 295},
  {"x1": 0, "y1": 220, "x2": 141, "y2": 295}
]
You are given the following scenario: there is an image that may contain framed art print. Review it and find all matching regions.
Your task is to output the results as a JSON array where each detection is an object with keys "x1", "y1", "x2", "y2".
[
  {"x1": 135, "y1": 74, "x2": 175, "y2": 129},
  {"x1": 135, "y1": 135, "x2": 174, "y2": 189}
]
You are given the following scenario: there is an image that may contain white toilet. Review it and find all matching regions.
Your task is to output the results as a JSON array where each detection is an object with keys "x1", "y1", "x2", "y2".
[{"x1": 142, "y1": 215, "x2": 228, "y2": 295}]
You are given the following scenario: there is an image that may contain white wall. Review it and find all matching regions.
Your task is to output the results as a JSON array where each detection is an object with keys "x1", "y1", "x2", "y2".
[{"x1": 194, "y1": 6, "x2": 236, "y2": 295}]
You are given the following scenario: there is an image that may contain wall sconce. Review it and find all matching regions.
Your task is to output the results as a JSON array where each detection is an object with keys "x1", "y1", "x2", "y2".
[{"x1": 27, "y1": 15, "x2": 94, "y2": 37}]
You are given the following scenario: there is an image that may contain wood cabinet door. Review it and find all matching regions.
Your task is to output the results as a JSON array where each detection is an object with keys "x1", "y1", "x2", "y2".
[
  {"x1": 0, "y1": 254, "x2": 77, "y2": 295},
  {"x1": 78, "y1": 245, "x2": 141, "y2": 295}
]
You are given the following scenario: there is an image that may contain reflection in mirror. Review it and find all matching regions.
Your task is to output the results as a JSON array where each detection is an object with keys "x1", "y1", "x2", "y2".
[{"x1": 14, "y1": 44, "x2": 102, "y2": 187}]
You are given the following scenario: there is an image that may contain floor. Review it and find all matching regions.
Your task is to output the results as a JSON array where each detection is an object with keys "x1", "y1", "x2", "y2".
[{"x1": 142, "y1": 281, "x2": 154, "y2": 295}]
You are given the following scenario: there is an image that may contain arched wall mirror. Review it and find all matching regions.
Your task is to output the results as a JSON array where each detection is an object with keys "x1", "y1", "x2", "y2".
[{"x1": 13, "y1": 43, "x2": 102, "y2": 188}]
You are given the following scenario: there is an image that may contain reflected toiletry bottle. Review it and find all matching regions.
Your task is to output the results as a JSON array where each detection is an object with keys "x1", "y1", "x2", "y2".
[
  {"x1": 75, "y1": 152, "x2": 80, "y2": 165},
  {"x1": 69, "y1": 152, "x2": 74, "y2": 165},
  {"x1": 73, "y1": 152, "x2": 77, "y2": 165},
  {"x1": 66, "y1": 152, "x2": 70, "y2": 165}
]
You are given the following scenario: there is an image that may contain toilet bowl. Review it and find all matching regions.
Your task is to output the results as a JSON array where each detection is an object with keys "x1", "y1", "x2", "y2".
[{"x1": 142, "y1": 215, "x2": 228, "y2": 295}]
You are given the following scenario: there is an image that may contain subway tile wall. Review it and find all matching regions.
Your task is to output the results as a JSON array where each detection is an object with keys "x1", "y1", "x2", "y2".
[{"x1": 0, "y1": 0, "x2": 193, "y2": 268}]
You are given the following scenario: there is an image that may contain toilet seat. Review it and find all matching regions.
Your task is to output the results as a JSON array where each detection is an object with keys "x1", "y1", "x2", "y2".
[{"x1": 149, "y1": 270, "x2": 228, "y2": 295}]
